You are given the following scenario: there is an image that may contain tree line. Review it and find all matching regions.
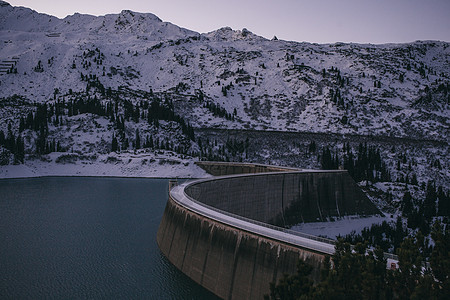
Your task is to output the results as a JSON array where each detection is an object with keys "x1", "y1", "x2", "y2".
[
  {"x1": 266, "y1": 221, "x2": 449, "y2": 300},
  {"x1": 319, "y1": 142, "x2": 391, "y2": 183},
  {"x1": 0, "y1": 124, "x2": 24, "y2": 164},
  {"x1": 10, "y1": 83, "x2": 196, "y2": 159}
]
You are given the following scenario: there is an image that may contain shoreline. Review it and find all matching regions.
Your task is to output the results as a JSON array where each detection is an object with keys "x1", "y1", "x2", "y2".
[
  {"x1": 0, "y1": 175, "x2": 203, "y2": 180},
  {"x1": 0, "y1": 152, "x2": 210, "y2": 180}
]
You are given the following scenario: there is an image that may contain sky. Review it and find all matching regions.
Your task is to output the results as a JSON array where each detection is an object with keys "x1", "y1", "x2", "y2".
[{"x1": 6, "y1": 0, "x2": 450, "y2": 44}]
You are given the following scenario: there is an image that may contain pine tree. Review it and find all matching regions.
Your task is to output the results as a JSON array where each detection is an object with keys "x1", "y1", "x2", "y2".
[
  {"x1": 122, "y1": 138, "x2": 128, "y2": 150},
  {"x1": 429, "y1": 221, "x2": 450, "y2": 297},
  {"x1": 393, "y1": 234, "x2": 425, "y2": 298},
  {"x1": 111, "y1": 134, "x2": 118, "y2": 152},
  {"x1": 266, "y1": 259, "x2": 314, "y2": 300},
  {"x1": 135, "y1": 129, "x2": 141, "y2": 149},
  {"x1": 402, "y1": 190, "x2": 413, "y2": 217},
  {"x1": 423, "y1": 181, "x2": 437, "y2": 221},
  {"x1": 320, "y1": 146, "x2": 335, "y2": 170},
  {"x1": 437, "y1": 186, "x2": 449, "y2": 217}
]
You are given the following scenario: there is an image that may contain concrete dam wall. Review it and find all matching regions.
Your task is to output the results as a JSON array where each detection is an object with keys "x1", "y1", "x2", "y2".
[
  {"x1": 186, "y1": 170, "x2": 379, "y2": 225},
  {"x1": 157, "y1": 163, "x2": 380, "y2": 300},
  {"x1": 157, "y1": 195, "x2": 326, "y2": 300}
]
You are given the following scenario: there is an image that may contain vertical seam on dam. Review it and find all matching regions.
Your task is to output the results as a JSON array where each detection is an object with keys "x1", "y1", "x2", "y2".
[
  {"x1": 249, "y1": 238, "x2": 260, "y2": 299},
  {"x1": 228, "y1": 233, "x2": 242, "y2": 299},
  {"x1": 179, "y1": 214, "x2": 190, "y2": 271},
  {"x1": 273, "y1": 244, "x2": 281, "y2": 283},
  {"x1": 316, "y1": 177, "x2": 324, "y2": 221},
  {"x1": 281, "y1": 174, "x2": 286, "y2": 227},
  {"x1": 200, "y1": 222, "x2": 213, "y2": 286},
  {"x1": 166, "y1": 212, "x2": 177, "y2": 257}
]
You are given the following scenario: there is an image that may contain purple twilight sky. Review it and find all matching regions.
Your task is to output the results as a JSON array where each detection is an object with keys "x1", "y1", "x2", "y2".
[{"x1": 6, "y1": 0, "x2": 450, "y2": 44}]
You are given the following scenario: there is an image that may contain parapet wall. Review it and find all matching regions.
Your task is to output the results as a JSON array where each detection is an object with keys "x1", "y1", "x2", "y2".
[{"x1": 195, "y1": 161, "x2": 299, "y2": 176}]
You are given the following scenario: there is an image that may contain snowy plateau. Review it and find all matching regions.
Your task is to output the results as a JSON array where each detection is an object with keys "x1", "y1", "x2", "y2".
[{"x1": 0, "y1": 1, "x2": 448, "y2": 230}]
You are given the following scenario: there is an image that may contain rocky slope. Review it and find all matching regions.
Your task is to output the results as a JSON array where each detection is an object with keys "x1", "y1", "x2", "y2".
[{"x1": 1, "y1": 1, "x2": 448, "y2": 139}]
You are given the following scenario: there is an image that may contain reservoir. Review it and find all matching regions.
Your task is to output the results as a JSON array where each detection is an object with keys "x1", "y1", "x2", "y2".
[{"x1": 0, "y1": 177, "x2": 219, "y2": 299}]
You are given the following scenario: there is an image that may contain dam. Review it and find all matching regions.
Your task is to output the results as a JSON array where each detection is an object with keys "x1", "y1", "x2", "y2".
[{"x1": 156, "y1": 162, "x2": 381, "y2": 300}]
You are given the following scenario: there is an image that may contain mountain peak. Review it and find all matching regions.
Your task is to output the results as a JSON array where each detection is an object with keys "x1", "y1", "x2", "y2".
[
  {"x1": 118, "y1": 9, "x2": 162, "y2": 22},
  {"x1": 205, "y1": 26, "x2": 264, "y2": 41}
]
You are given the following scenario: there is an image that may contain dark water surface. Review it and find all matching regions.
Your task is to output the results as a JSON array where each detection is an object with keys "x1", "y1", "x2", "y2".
[{"x1": 0, "y1": 177, "x2": 220, "y2": 299}]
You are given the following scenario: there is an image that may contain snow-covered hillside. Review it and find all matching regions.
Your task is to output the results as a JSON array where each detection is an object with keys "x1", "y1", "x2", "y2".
[{"x1": 1, "y1": 1, "x2": 448, "y2": 139}]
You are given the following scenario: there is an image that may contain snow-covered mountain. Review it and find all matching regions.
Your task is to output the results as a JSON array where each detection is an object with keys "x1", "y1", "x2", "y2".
[{"x1": 1, "y1": 0, "x2": 448, "y2": 139}]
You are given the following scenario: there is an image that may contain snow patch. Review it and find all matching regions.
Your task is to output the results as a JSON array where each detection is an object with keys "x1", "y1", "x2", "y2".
[{"x1": 290, "y1": 215, "x2": 392, "y2": 239}]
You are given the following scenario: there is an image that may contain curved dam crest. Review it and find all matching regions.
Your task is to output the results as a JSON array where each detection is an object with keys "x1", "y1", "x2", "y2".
[{"x1": 157, "y1": 162, "x2": 380, "y2": 300}]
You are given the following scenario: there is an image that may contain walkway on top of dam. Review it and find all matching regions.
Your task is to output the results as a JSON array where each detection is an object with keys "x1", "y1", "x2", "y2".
[{"x1": 170, "y1": 176, "x2": 336, "y2": 255}]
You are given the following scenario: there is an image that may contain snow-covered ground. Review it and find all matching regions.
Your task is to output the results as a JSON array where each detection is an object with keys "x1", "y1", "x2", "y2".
[
  {"x1": 290, "y1": 214, "x2": 394, "y2": 239},
  {"x1": 0, "y1": 151, "x2": 209, "y2": 179}
]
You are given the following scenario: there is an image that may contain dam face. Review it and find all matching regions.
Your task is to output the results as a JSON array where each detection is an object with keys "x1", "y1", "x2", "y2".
[
  {"x1": 157, "y1": 163, "x2": 380, "y2": 300},
  {"x1": 157, "y1": 196, "x2": 325, "y2": 300},
  {"x1": 185, "y1": 171, "x2": 379, "y2": 225}
]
